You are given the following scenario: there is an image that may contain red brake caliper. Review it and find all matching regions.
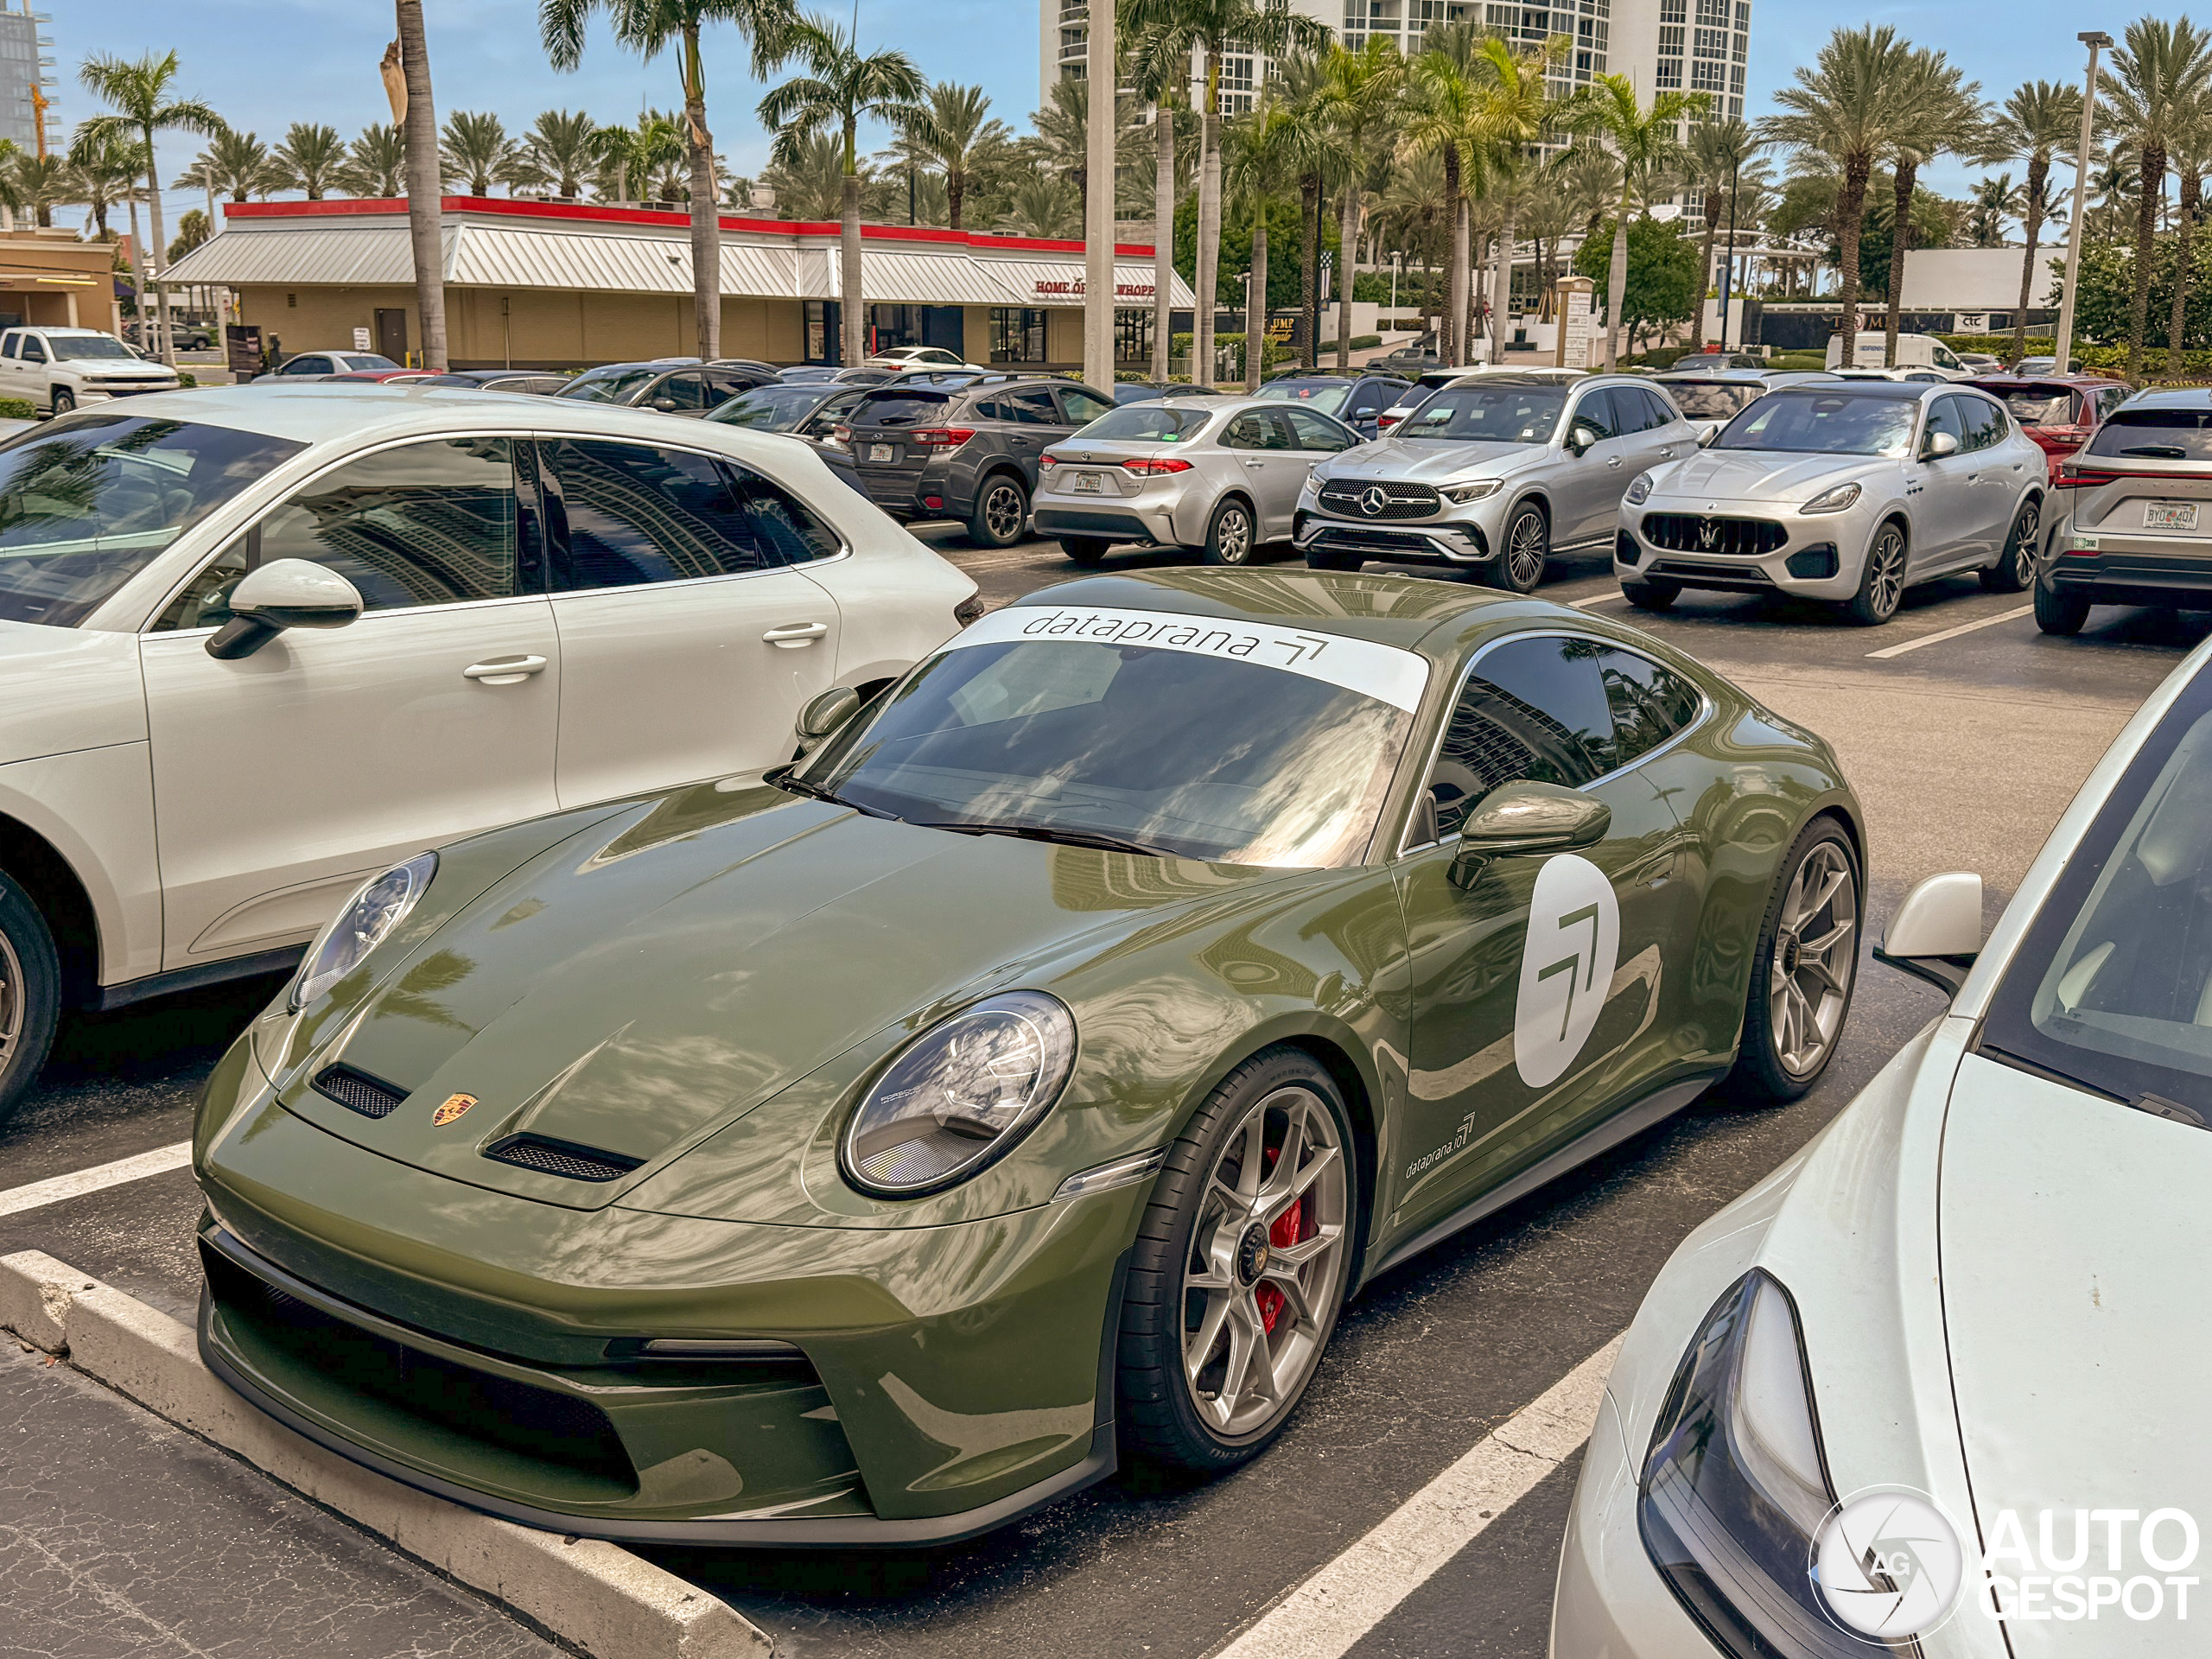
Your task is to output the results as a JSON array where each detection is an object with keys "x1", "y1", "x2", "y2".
[{"x1": 1254, "y1": 1196, "x2": 1303, "y2": 1335}]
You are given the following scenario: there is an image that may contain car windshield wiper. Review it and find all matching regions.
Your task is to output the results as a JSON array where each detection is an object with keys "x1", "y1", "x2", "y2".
[
  {"x1": 2117, "y1": 444, "x2": 2190, "y2": 460},
  {"x1": 767, "y1": 769, "x2": 898, "y2": 819},
  {"x1": 910, "y1": 820, "x2": 1168, "y2": 858},
  {"x1": 1976, "y1": 1039, "x2": 2128, "y2": 1103}
]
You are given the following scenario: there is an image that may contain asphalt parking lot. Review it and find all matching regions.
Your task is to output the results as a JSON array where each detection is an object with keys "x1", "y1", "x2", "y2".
[{"x1": 3, "y1": 525, "x2": 2202, "y2": 1659}]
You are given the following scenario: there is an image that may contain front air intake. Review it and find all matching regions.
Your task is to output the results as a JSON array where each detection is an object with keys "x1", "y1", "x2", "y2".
[
  {"x1": 483, "y1": 1135, "x2": 645, "y2": 1183},
  {"x1": 313, "y1": 1065, "x2": 409, "y2": 1119}
]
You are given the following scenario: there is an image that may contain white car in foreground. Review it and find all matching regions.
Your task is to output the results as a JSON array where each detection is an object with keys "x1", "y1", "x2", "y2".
[
  {"x1": 0, "y1": 385, "x2": 976, "y2": 1126},
  {"x1": 1553, "y1": 635, "x2": 2212, "y2": 1657}
]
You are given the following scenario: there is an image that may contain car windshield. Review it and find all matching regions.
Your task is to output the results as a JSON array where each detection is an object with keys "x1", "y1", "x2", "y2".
[
  {"x1": 1256, "y1": 382, "x2": 1351, "y2": 416},
  {"x1": 1661, "y1": 381, "x2": 1764, "y2": 419},
  {"x1": 1993, "y1": 385, "x2": 2076, "y2": 425},
  {"x1": 709, "y1": 385, "x2": 830, "y2": 429},
  {"x1": 48, "y1": 336, "x2": 136, "y2": 362},
  {"x1": 2086, "y1": 408, "x2": 2212, "y2": 461},
  {"x1": 1981, "y1": 678, "x2": 2212, "y2": 1122},
  {"x1": 1074, "y1": 404, "x2": 1211, "y2": 442},
  {"x1": 1715, "y1": 391, "x2": 1917, "y2": 457},
  {"x1": 1396, "y1": 384, "x2": 1567, "y2": 443},
  {"x1": 557, "y1": 367, "x2": 657, "y2": 404},
  {"x1": 849, "y1": 390, "x2": 951, "y2": 427},
  {"x1": 797, "y1": 612, "x2": 1424, "y2": 868},
  {"x1": 0, "y1": 415, "x2": 304, "y2": 628}
]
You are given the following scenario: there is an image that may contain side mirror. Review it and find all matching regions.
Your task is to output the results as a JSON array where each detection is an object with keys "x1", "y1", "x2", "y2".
[
  {"x1": 206, "y1": 558, "x2": 364, "y2": 660},
  {"x1": 1923, "y1": 429, "x2": 1960, "y2": 459},
  {"x1": 650, "y1": 397, "x2": 680, "y2": 413},
  {"x1": 793, "y1": 684, "x2": 865, "y2": 753},
  {"x1": 1449, "y1": 780, "x2": 1611, "y2": 889},
  {"x1": 1695, "y1": 421, "x2": 1723, "y2": 448},
  {"x1": 1565, "y1": 423, "x2": 1596, "y2": 458},
  {"x1": 1872, "y1": 870, "x2": 1983, "y2": 995}
]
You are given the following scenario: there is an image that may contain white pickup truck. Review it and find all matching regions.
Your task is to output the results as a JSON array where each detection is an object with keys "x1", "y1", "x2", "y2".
[{"x1": 0, "y1": 327, "x2": 181, "y2": 416}]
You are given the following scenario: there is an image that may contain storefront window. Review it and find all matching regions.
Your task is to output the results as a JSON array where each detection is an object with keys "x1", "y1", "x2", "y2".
[
  {"x1": 868, "y1": 304, "x2": 929, "y2": 354},
  {"x1": 1116, "y1": 308, "x2": 1152, "y2": 365},
  {"x1": 991, "y1": 308, "x2": 1049, "y2": 363}
]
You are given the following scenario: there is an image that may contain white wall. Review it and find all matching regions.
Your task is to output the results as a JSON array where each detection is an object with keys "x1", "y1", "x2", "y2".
[{"x1": 1900, "y1": 247, "x2": 2058, "y2": 311}]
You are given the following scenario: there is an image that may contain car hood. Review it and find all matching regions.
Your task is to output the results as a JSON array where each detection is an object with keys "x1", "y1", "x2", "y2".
[
  {"x1": 0, "y1": 621, "x2": 146, "y2": 765},
  {"x1": 277, "y1": 779, "x2": 1286, "y2": 1211},
  {"x1": 1939, "y1": 1051, "x2": 2212, "y2": 1634},
  {"x1": 1651, "y1": 449, "x2": 1884, "y2": 505},
  {"x1": 1320, "y1": 437, "x2": 1545, "y2": 483}
]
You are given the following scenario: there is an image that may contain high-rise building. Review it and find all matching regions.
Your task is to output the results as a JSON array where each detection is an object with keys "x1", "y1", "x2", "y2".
[{"x1": 0, "y1": 4, "x2": 55, "y2": 157}]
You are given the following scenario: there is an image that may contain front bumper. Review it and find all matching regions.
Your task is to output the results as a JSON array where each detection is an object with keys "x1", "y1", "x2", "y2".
[
  {"x1": 193, "y1": 1038, "x2": 1138, "y2": 1547},
  {"x1": 1614, "y1": 499, "x2": 1878, "y2": 601},
  {"x1": 1291, "y1": 491, "x2": 1503, "y2": 566}
]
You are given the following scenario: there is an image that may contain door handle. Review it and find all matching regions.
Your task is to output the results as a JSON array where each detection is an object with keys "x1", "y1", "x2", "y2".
[
  {"x1": 1607, "y1": 456, "x2": 1623, "y2": 468},
  {"x1": 1658, "y1": 446, "x2": 1675, "y2": 458},
  {"x1": 762, "y1": 620, "x2": 830, "y2": 648},
  {"x1": 462, "y1": 654, "x2": 548, "y2": 685},
  {"x1": 1243, "y1": 459, "x2": 1267, "y2": 468}
]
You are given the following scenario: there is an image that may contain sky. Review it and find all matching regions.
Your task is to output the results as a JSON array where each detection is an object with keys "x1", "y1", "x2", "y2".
[{"x1": 51, "y1": 0, "x2": 2097, "y2": 236}]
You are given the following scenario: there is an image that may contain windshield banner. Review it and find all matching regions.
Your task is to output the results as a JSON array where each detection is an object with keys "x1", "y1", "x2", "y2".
[{"x1": 948, "y1": 604, "x2": 1431, "y2": 712}]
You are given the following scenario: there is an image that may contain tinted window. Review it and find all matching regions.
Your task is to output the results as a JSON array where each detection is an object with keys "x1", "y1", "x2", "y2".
[
  {"x1": 276, "y1": 355, "x2": 322, "y2": 375},
  {"x1": 1569, "y1": 390, "x2": 1620, "y2": 440},
  {"x1": 1058, "y1": 386, "x2": 1113, "y2": 423},
  {"x1": 1662, "y1": 381, "x2": 1764, "y2": 420},
  {"x1": 1637, "y1": 388, "x2": 1681, "y2": 429},
  {"x1": 545, "y1": 439, "x2": 801, "y2": 586},
  {"x1": 0, "y1": 332, "x2": 18, "y2": 359},
  {"x1": 251, "y1": 437, "x2": 518, "y2": 612},
  {"x1": 1078, "y1": 404, "x2": 1211, "y2": 442},
  {"x1": 1006, "y1": 387, "x2": 1063, "y2": 425},
  {"x1": 19, "y1": 337, "x2": 45, "y2": 364},
  {"x1": 1958, "y1": 397, "x2": 2006, "y2": 451},
  {"x1": 723, "y1": 461, "x2": 842, "y2": 565},
  {"x1": 2088, "y1": 407, "x2": 2212, "y2": 461},
  {"x1": 709, "y1": 384, "x2": 836, "y2": 430},
  {"x1": 1595, "y1": 647, "x2": 1703, "y2": 767},
  {"x1": 653, "y1": 372, "x2": 708, "y2": 411},
  {"x1": 1717, "y1": 392, "x2": 1916, "y2": 458},
  {"x1": 1220, "y1": 411, "x2": 1272, "y2": 450},
  {"x1": 1399, "y1": 384, "x2": 1567, "y2": 443},
  {"x1": 1993, "y1": 385, "x2": 2075, "y2": 427},
  {"x1": 1923, "y1": 397, "x2": 1967, "y2": 454},
  {"x1": 557, "y1": 365, "x2": 659, "y2": 404},
  {"x1": 1283, "y1": 406, "x2": 1356, "y2": 451},
  {"x1": 1426, "y1": 637, "x2": 1611, "y2": 837},
  {"x1": 851, "y1": 389, "x2": 952, "y2": 427}
]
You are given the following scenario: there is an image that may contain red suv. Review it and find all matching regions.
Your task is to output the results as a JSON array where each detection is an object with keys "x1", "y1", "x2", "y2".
[{"x1": 1966, "y1": 375, "x2": 2132, "y2": 481}]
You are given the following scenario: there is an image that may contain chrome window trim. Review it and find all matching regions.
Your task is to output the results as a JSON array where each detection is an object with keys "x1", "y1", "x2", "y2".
[{"x1": 1391, "y1": 626, "x2": 1714, "y2": 858}]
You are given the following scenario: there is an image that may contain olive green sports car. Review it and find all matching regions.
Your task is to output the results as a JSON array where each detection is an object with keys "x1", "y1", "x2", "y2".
[{"x1": 193, "y1": 569, "x2": 1865, "y2": 1547}]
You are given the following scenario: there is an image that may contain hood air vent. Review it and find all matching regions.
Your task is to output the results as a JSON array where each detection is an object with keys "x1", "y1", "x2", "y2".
[
  {"x1": 484, "y1": 1135, "x2": 645, "y2": 1183},
  {"x1": 314, "y1": 1065, "x2": 409, "y2": 1119}
]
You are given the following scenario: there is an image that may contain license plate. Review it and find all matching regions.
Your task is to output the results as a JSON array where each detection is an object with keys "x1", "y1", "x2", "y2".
[
  {"x1": 868, "y1": 443, "x2": 894, "y2": 464},
  {"x1": 1069, "y1": 472, "x2": 1105, "y2": 493},
  {"x1": 2145, "y1": 501, "x2": 2200, "y2": 531}
]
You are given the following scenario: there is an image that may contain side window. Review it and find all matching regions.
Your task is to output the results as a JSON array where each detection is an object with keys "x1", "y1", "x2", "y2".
[
  {"x1": 543, "y1": 438, "x2": 823, "y2": 587},
  {"x1": 1283, "y1": 406, "x2": 1355, "y2": 452},
  {"x1": 1608, "y1": 389, "x2": 1652, "y2": 434},
  {"x1": 1058, "y1": 386, "x2": 1113, "y2": 423},
  {"x1": 1594, "y1": 646, "x2": 1703, "y2": 769},
  {"x1": 1006, "y1": 387, "x2": 1063, "y2": 425},
  {"x1": 1638, "y1": 389, "x2": 1681, "y2": 430},
  {"x1": 19, "y1": 336, "x2": 46, "y2": 365},
  {"x1": 0, "y1": 332, "x2": 16, "y2": 359},
  {"x1": 652, "y1": 372, "x2": 708, "y2": 411},
  {"x1": 1421, "y1": 637, "x2": 1611, "y2": 841},
  {"x1": 277, "y1": 355, "x2": 318, "y2": 376},
  {"x1": 242, "y1": 438, "x2": 518, "y2": 611},
  {"x1": 721, "y1": 460, "x2": 842, "y2": 564},
  {"x1": 2100, "y1": 387, "x2": 2130, "y2": 421},
  {"x1": 151, "y1": 539, "x2": 252, "y2": 632},
  {"x1": 1969, "y1": 399, "x2": 2007, "y2": 448},
  {"x1": 1923, "y1": 397, "x2": 1967, "y2": 454},
  {"x1": 802, "y1": 391, "x2": 862, "y2": 437},
  {"x1": 1221, "y1": 412, "x2": 1269, "y2": 450},
  {"x1": 1569, "y1": 389, "x2": 1619, "y2": 441}
]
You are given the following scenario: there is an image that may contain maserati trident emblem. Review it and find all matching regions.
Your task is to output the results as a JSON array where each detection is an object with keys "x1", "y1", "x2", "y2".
[
  {"x1": 1698, "y1": 517, "x2": 1719, "y2": 549},
  {"x1": 1357, "y1": 485, "x2": 1389, "y2": 517},
  {"x1": 430, "y1": 1092, "x2": 478, "y2": 1128}
]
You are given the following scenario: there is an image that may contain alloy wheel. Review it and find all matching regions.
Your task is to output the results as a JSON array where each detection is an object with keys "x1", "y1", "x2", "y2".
[
  {"x1": 1865, "y1": 529, "x2": 1905, "y2": 619},
  {"x1": 1768, "y1": 841, "x2": 1856, "y2": 1078},
  {"x1": 1505, "y1": 512, "x2": 1547, "y2": 590},
  {"x1": 1180, "y1": 1085, "x2": 1350, "y2": 1437},
  {"x1": 0, "y1": 926, "x2": 21, "y2": 1077},
  {"x1": 2005, "y1": 499, "x2": 2040, "y2": 584},
  {"x1": 982, "y1": 482, "x2": 1026, "y2": 543},
  {"x1": 1214, "y1": 505, "x2": 1252, "y2": 563}
]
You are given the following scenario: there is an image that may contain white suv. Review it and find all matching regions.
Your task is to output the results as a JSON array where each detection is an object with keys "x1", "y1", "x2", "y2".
[
  {"x1": 0, "y1": 385, "x2": 978, "y2": 1128},
  {"x1": 0, "y1": 327, "x2": 181, "y2": 415}
]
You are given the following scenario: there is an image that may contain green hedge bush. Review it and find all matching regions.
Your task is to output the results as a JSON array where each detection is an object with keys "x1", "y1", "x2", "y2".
[{"x1": 0, "y1": 397, "x2": 35, "y2": 420}]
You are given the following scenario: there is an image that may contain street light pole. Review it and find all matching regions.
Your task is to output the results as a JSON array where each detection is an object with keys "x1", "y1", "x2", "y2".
[
  {"x1": 1083, "y1": 0, "x2": 1117, "y2": 394},
  {"x1": 2054, "y1": 29, "x2": 2111, "y2": 376}
]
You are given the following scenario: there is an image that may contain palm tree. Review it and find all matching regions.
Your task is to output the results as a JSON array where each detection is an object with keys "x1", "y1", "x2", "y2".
[
  {"x1": 1686, "y1": 117, "x2": 1764, "y2": 350},
  {"x1": 440, "y1": 111, "x2": 529, "y2": 195},
  {"x1": 1964, "y1": 174, "x2": 2014, "y2": 246},
  {"x1": 997, "y1": 174, "x2": 1081, "y2": 238},
  {"x1": 1126, "y1": 0, "x2": 1329, "y2": 385},
  {"x1": 1760, "y1": 24, "x2": 1916, "y2": 368},
  {"x1": 1026, "y1": 76, "x2": 1143, "y2": 226},
  {"x1": 275, "y1": 123, "x2": 346, "y2": 199},
  {"x1": 1377, "y1": 147, "x2": 1450, "y2": 334},
  {"x1": 2168, "y1": 107, "x2": 2212, "y2": 371},
  {"x1": 890, "y1": 83, "x2": 1007, "y2": 232},
  {"x1": 1224, "y1": 95, "x2": 1318, "y2": 390},
  {"x1": 543, "y1": 0, "x2": 797, "y2": 363},
  {"x1": 1268, "y1": 48, "x2": 1331, "y2": 370},
  {"x1": 1520, "y1": 175, "x2": 1577, "y2": 301},
  {"x1": 1562, "y1": 73, "x2": 1705, "y2": 368},
  {"x1": 1314, "y1": 36, "x2": 1405, "y2": 370},
  {"x1": 1471, "y1": 32, "x2": 1574, "y2": 363},
  {"x1": 759, "y1": 15, "x2": 926, "y2": 367},
  {"x1": 1878, "y1": 48, "x2": 1984, "y2": 368},
  {"x1": 191, "y1": 128, "x2": 284, "y2": 202},
  {"x1": 337, "y1": 123, "x2": 407, "y2": 197},
  {"x1": 1407, "y1": 22, "x2": 1491, "y2": 364},
  {"x1": 759, "y1": 125, "x2": 846, "y2": 217},
  {"x1": 65, "y1": 126, "x2": 146, "y2": 240},
  {"x1": 76, "y1": 50, "x2": 221, "y2": 365},
  {"x1": 591, "y1": 112, "x2": 683, "y2": 204},
  {"x1": 1982, "y1": 79, "x2": 2084, "y2": 367},
  {"x1": 396, "y1": 0, "x2": 449, "y2": 370},
  {"x1": 3, "y1": 151, "x2": 69, "y2": 228},
  {"x1": 518, "y1": 110, "x2": 600, "y2": 199},
  {"x1": 2107, "y1": 19, "x2": 2212, "y2": 377}
]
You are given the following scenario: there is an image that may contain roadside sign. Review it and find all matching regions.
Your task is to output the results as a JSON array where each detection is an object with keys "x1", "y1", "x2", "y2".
[
  {"x1": 352, "y1": 326, "x2": 372, "y2": 352},
  {"x1": 224, "y1": 323, "x2": 262, "y2": 377}
]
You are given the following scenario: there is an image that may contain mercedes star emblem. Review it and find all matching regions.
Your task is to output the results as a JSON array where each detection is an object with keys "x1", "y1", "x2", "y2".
[{"x1": 1357, "y1": 486, "x2": 1389, "y2": 517}]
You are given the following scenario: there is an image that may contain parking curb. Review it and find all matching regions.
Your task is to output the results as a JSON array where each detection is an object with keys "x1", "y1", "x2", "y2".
[{"x1": 0, "y1": 1249, "x2": 772, "y2": 1659}]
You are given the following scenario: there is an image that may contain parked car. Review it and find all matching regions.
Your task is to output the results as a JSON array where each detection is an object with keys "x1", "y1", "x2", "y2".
[
  {"x1": 2014, "y1": 354, "x2": 2083, "y2": 377},
  {"x1": 1297, "y1": 373, "x2": 1697, "y2": 592},
  {"x1": 1255, "y1": 373, "x2": 1413, "y2": 439},
  {"x1": 1669, "y1": 348, "x2": 1765, "y2": 370},
  {"x1": 1033, "y1": 395, "x2": 1363, "y2": 565},
  {"x1": 1823, "y1": 331, "x2": 1975, "y2": 378},
  {"x1": 255, "y1": 351, "x2": 404, "y2": 381},
  {"x1": 0, "y1": 384, "x2": 979, "y2": 1127},
  {"x1": 1824, "y1": 365, "x2": 1950, "y2": 384},
  {"x1": 866, "y1": 345, "x2": 983, "y2": 372},
  {"x1": 1616, "y1": 380, "x2": 2048, "y2": 624},
  {"x1": 708, "y1": 380, "x2": 868, "y2": 443},
  {"x1": 837, "y1": 372, "x2": 1116, "y2": 546},
  {"x1": 437, "y1": 370, "x2": 575, "y2": 396},
  {"x1": 2038, "y1": 385, "x2": 2212, "y2": 635},
  {"x1": 0, "y1": 326, "x2": 181, "y2": 414},
  {"x1": 554, "y1": 359, "x2": 777, "y2": 416},
  {"x1": 1965, "y1": 372, "x2": 2133, "y2": 481},
  {"x1": 1376, "y1": 365, "x2": 1587, "y2": 434},
  {"x1": 1956, "y1": 349, "x2": 2004, "y2": 372},
  {"x1": 191, "y1": 568, "x2": 1861, "y2": 1548},
  {"x1": 1554, "y1": 632, "x2": 2212, "y2": 1659},
  {"x1": 1112, "y1": 380, "x2": 1184, "y2": 404},
  {"x1": 1649, "y1": 368, "x2": 1804, "y2": 423},
  {"x1": 779, "y1": 365, "x2": 899, "y2": 386},
  {"x1": 1369, "y1": 336, "x2": 1446, "y2": 373}
]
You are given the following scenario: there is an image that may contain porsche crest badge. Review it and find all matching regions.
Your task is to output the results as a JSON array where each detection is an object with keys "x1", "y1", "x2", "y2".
[{"x1": 430, "y1": 1093, "x2": 478, "y2": 1128}]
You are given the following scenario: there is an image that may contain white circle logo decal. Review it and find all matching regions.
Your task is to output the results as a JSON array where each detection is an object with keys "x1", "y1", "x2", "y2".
[
  {"x1": 1513, "y1": 854, "x2": 1620, "y2": 1089},
  {"x1": 1811, "y1": 1489, "x2": 1967, "y2": 1639}
]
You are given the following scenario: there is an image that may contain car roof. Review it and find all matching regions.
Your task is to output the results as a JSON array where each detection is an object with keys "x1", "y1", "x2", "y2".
[
  {"x1": 1967, "y1": 373, "x2": 2128, "y2": 390},
  {"x1": 1653, "y1": 368, "x2": 1772, "y2": 384},
  {"x1": 1764, "y1": 378, "x2": 1934, "y2": 401},
  {"x1": 2116, "y1": 385, "x2": 2212, "y2": 410},
  {"x1": 22, "y1": 326, "x2": 111, "y2": 336}
]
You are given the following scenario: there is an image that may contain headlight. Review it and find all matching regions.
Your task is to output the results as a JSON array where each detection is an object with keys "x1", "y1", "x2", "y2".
[
  {"x1": 1624, "y1": 473, "x2": 1656, "y2": 506},
  {"x1": 1639, "y1": 1270, "x2": 1861, "y2": 1658},
  {"x1": 841, "y1": 990, "x2": 1076, "y2": 1198},
  {"x1": 1801, "y1": 482, "x2": 1862, "y2": 514},
  {"x1": 1440, "y1": 478, "x2": 1502, "y2": 504},
  {"x1": 289, "y1": 851, "x2": 437, "y2": 1012}
]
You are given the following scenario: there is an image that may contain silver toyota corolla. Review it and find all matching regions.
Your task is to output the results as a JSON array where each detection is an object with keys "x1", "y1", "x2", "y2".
[
  {"x1": 1294, "y1": 373, "x2": 1700, "y2": 592},
  {"x1": 1616, "y1": 381, "x2": 2049, "y2": 625},
  {"x1": 1032, "y1": 394, "x2": 1363, "y2": 566}
]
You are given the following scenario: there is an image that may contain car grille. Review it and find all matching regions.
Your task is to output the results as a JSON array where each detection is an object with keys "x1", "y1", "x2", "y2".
[
  {"x1": 314, "y1": 1065, "x2": 408, "y2": 1119},
  {"x1": 485, "y1": 1135, "x2": 645, "y2": 1183},
  {"x1": 1318, "y1": 480, "x2": 1441, "y2": 520},
  {"x1": 1640, "y1": 513, "x2": 1789, "y2": 556}
]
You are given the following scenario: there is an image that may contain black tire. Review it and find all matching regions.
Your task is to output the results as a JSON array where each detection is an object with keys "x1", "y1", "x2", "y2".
[
  {"x1": 1726, "y1": 818, "x2": 1860, "y2": 1104},
  {"x1": 1059, "y1": 537, "x2": 1111, "y2": 564},
  {"x1": 966, "y1": 473, "x2": 1029, "y2": 548},
  {"x1": 1201, "y1": 496, "x2": 1259, "y2": 566},
  {"x1": 2035, "y1": 577, "x2": 2091, "y2": 635},
  {"x1": 1118, "y1": 1046, "x2": 1358, "y2": 1474},
  {"x1": 1980, "y1": 496, "x2": 2041, "y2": 592},
  {"x1": 1488, "y1": 500, "x2": 1548, "y2": 594},
  {"x1": 0, "y1": 870, "x2": 62, "y2": 1134},
  {"x1": 48, "y1": 387, "x2": 73, "y2": 418},
  {"x1": 1842, "y1": 520, "x2": 1907, "y2": 626},
  {"x1": 1620, "y1": 576, "x2": 1680, "y2": 611}
]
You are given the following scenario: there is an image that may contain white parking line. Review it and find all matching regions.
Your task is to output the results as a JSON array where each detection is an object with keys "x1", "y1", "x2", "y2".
[
  {"x1": 1207, "y1": 1334, "x2": 1623, "y2": 1659},
  {"x1": 1570, "y1": 592, "x2": 1626, "y2": 609},
  {"x1": 0, "y1": 1142, "x2": 192, "y2": 1220},
  {"x1": 1865, "y1": 604, "x2": 2033, "y2": 660}
]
